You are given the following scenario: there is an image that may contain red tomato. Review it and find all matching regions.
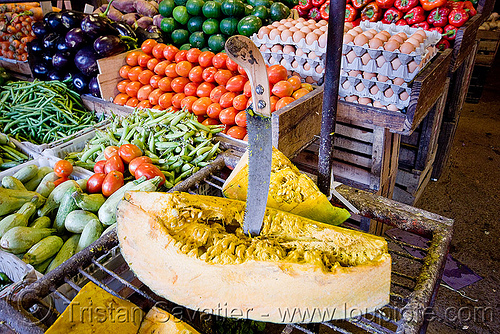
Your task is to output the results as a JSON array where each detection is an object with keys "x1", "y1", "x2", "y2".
[
  {"x1": 196, "y1": 82, "x2": 215, "y2": 97},
  {"x1": 174, "y1": 50, "x2": 188, "y2": 63},
  {"x1": 127, "y1": 66, "x2": 142, "y2": 81},
  {"x1": 104, "y1": 154, "x2": 125, "y2": 174},
  {"x1": 54, "y1": 160, "x2": 73, "y2": 178},
  {"x1": 158, "y1": 77, "x2": 173, "y2": 92},
  {"x1": 288, "y1": 76, "x2": 302, "y2": 91},
  {"x1": 192, "y1": 97, "x2": 212, "y2": 116},
  {"x1": 219, "y1": 91, "x2": 237, "y2": 108},
  {"x1": 141, "y1": 39, "x2": 157, "y2": 54},
  {"x1": 87, "y1": 173, "x2": 106, "y2": 193},
  {"x1": 184, "y1": 82, "x2": 199, "y2": 96},
  {"x1": 158, "y1": 92, "x2": 174, "y2": 109},
  {"x1": 134, "y1": 163, "x2": 165, "y2": 185},
  {"x1": 54, "y1": 177, "x2": 69, "y2": 187},
  {"x1": 129, "y1": 156, "x2": 153, "y2": 176},
  {"x1": 138, "y1": 69, "x2": 154, "y2": 85},
  {"x1": 214, "y1": 69, "x2": 233, "y2": 86},
  {"x1": 181, "y1": 96, "x2": 198, "y2": 111},
  {"x1": 137, "y1": 100, "x2": 153, "y2": 109},
  {"x1": 225, "y1": 75, "x2": 247, "y2": 92},
  {"x1": 186, "y1": 48, "x2": 201, "y2": 63},
  {"x1": 275, "y1": 97, "x2": 295, "y2": 110},
  {"x1": 188, "y1": 66, "x2": 204, "y2": 83},
  {"x1": 164, "y1": 63, "x2": 178, "y2": 78},
  {"x1": 212, "y1": 52, "x2": 228, "y2": 69},
  {"x1": 118, "y1": 144, "x2": 143, "y2": 164},
  {"x1": 202, "y1": 117, "x2": 220, "y2": 126},
  {"x1": 149, "y1": 75, "x2": 162, "y2": 89},
  {"x1": 171, "y1": 77, "x2": 190, "y2": 93},
  {"x1": 243, "y1": 80, "x2": 252, "y2": 98},
  {"x1": 146, "y1": 58, "x2": 159, "y2": 72},
  {"x1": 152, "y1": 43, "x2": 167, "y2": 59},
  {"x1": 126, "y1": 50, "x2": 141, "y2": 66},
  {"x1": 137, "y1": 84, "x2": 154, "y2": 101},
  {"x1": 198, "y1": 51, "x2": 215, "y2": 67},
  {"x1": 237, "y1": 65, "x2": 246, "y2": 75},
  {"x1": 219, "y1": 107, "x2": 237, "y2": 125},
  {"x1": 104, "y1": 146, "x2": 119, "y2": 160},
  {"x1": 117, "y1": 79, "x2": 130, "y2": 93},
  {"x1": 148, "y1": 88, "x2": 164, "y2": 105},
  {"x1": 176, "y1": 60, "x2": 193, "y2": 77},
  {"x1": 152, "y1": 105, "x2": 164, "y2": 110},
  {"x1": 154, "y1": 60, "x2": 170, "y2": 76},
  {"x1": 137, "y1": 53, "x2": 152, "y2": 68},
  {"x1": 270, "y1": 95, "x2": 280, "y2": 112},
  {"x1": 119, "y1": 65, "x2": 132, "y2": 79},
  {"x1": 113, "y1": 93, "x2": 129, "y2": 106},
  {"x1": 209, "y1": 86, "x2": 227, "y2": 103},
  {"x1": 226, "y1": 125, "x2": 247, "y2": 140},
  {"x1": 232, "y1": 94, "x2": 248, "y2": 111},
  {"x1": 126, "y1": 97, "x2": 139, "y2": 107},
  {"x1": 235, "y1": 110, "x2": 247, "y2": 127},
  {"x1": 202, "y1": 67, "x2": 217, "y2": 82},
  {"x1": 207, "y1": 103, "x2": 222, "y2": 119},
  {"x1": 163, "y1": 45, "x2": 179, "y2": 61},
  {"x1": 226, "y1": 58, "x2": 239, "y2": 72},
  {"x1": 267, "y1": 65, "x2": 288, "y2": 84},
  {"x1": 102, "y1": 171, "x2": 124, "y2": 197},
  {"x1": 172, "y1": 93, "x2": 186, "y2": 109},
  {"x1": 272, "y1": 80, "x2": 293, "y2": 98},
  {"x1": 125, "y1": 81, "x2": 142, "y2": 98},
  {"x1": 94, "y1": 160, "x2": 106, "y2": 174}
]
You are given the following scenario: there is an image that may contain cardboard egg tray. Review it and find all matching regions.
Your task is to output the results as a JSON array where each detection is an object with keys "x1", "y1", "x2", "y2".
[
  {"x1": 251, "y1": 32, "x2": 327, "y2": 58},
  {"x1": 262, "y1": 50, "x2": 325, "y2": 83},
  {"x1": 339, "y1": 74, "x2": 411, "y2": 109},
  {"x1": 342, "y1": 21, "x2": 441, "y2": 82}
]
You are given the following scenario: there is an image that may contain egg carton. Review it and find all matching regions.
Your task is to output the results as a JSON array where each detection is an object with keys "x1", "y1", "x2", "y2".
[
  {"x1": 339, "y1": 96, "x2": 404, "y2": 112},
  {"x1": 339, "y1": 75, "x2": 411, "y2": 109},
  {"x1": 251, "y1": 32, "x2": 327, "y2": 59},
  {"x1": 340, "y1": 70, "x2": 410, "y2": 87},
  {"x1": 262, "y1": 51, "x2": 324, "y2": 84}
]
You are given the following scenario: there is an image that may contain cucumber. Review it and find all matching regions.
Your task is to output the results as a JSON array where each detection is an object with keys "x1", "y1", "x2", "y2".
[
  {"x1": 12, "y1": 164, "x2": 38, "y2": 183},
  {"x1": 22, "y1": 235, "x2": 64, "y2": 265},
  {"x1": 64, "y1": 210, "x2": 99, "y2": 233},
  {"x1": 33, "y1": 256, "x2": 54, "y2": 274},
  {"x1": 76, "y1": 179, "x2": 87, "y2": 192},
  {"x1": 99, "y1": 176, "x2": 161, "y2": 226},
  {"x1": 0, "y1": 202, "x2": 37, "y2": 238},
  {"x1": 53, "y1": 191, "x2": 79, "y2": 234},
  {"x1": 76, "y1": 219, "x2": 103, "y2": 253},
  {"x1": 29, "y1": 216, "x2": 52, "y2": 229},
  {"x1": 38, "y1": 180, "x2": 80, "y2": 217},
  {"x1": 0, "y1": 227, "x2": 56, "y2": 254},
  {"x1": 35, "y1": 172, "x2": 59, "y2": 198},
  {"x1": 1, "y1": 176, "x2": 26, "y2": 191},
  {"x1": 46, "y1": 234, "x2": 80, "y2": 273},
  {"x1": 0, "y1": 188, "x2": 45, "y2": 216},
  {"x1": 24, "y1": 167, "x2": 53, "y2": 191},
  {"x1": 72, "y1": 192, "x2": 106, "y2": 212}
]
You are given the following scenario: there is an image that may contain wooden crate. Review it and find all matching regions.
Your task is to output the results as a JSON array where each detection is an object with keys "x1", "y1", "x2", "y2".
[
  {"x1": 450, "y1": 14, "x2": 482, "y2": 72},
  {"x1": 393, "y1": 160, "x2": 434, "y2": 206},
  {"x1": 466, "y1": 64, "x2": 491, "y2": 103},
  {"x1": 0, "y1": 57, "x2": 31, "y2": 77},
  {"x1": 477, "y1": 0, "x2": 496, "y2": 24},
  {"x1": 431, "y1": 119, "x2": 459, "y2": 180},
  {"x1": 475, "y1": 30, "x2": 500, "y2": 66}
]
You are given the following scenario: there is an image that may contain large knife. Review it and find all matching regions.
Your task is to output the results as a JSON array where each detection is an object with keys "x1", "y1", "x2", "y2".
[{"x1": 225, "y1": 36, "x2": 272, "y2": 236}]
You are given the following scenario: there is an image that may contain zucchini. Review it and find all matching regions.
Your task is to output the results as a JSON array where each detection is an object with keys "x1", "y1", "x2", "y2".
[
  {"x1": 0, "y1": 187, "x2": 43, "y2": 216},
  {"x1": 29, "y1": 216, "x2": 52, "y2": 229},
  {"x1": 0, "y1": 227, "x2": 56, "y2": 254},
  {"x1": 98, "y1": 176, "x2": 161, "y2": 226},
  {"x1": 24, "y1": 166, "x2": 53, "y2": 191},
  {"x1": 35, "y1": 172, "x2": 59, "y2": 198},
  {"x1": 53, "y1": 191, "x2": 79, "y2": 234},
  {"x1": 64, "y1": 210, "x2": 99, "y2": 233},
  {"x1": 1, "y1": 176, "x2": 26, "y2": 191},
  {"x1": 72, "y1": 192, "x2": 106, "y2": 212},
  {"x1": 34, "y1": 256, "x2": 54, "y2": 274},
  {"x1": 76, "y1": 219, "x2": 103, "y2": 253},
  {"x1": 102, "y1": 222, "x2": 116, "y2": 235},
  {"x1": 38, "y1": 180, "x2": 80, "y2": 217},
  {"x1": 76, "y1": 179, "x2": 87, "y2": 192},
  {"x1": 0, "y1": 202, "x2": 37, "y2": 237},
  {"x1": 23, "y1": 235, "x2": 64, "y2": 265},
  {"x1": 12, "y1": 164, "x2": 38, "y2": 183},
  {"x1": 46, "y1": 234, "x2": 80, "y2": 273}
]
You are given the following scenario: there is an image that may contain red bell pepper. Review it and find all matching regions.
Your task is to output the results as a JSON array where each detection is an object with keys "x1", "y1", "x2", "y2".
[
  {"x1": 376, "y1": 0, "x2": 395, "y2": 9},
  {"x1": 352, "y1": 17, "x2": 362, "y2": 26},
  {"x1": 412, "y1": 21, "x2": 430, "y2": 29},
  {"x1": 396, "y1": 18, "x2": 408, "y2": 25},
  {"x1": 427, "y1": 7, "x2": 450, "y2": 27},
  {"x1": 346, "y1": 0, "x2": 351, "y2": 3},
  {"x1": 419, "y1": 0, "x2": 446, "y2": 11},
  {"x1": 361, "y1": 2, "x2": 382, "y2": 21},
  {"x1": 345, "y1": 4, "x2": 358, "y2": 21},
  {"x1": 436, "y1": 38, "x2": 451, "y2": 50},
  {"x1": 442, "y1": 24, "x2": 457, "y2": 40},
  {"x1": 448, "y1": 8, "x2": 469, "y2": 27},
  {"x1": 382, "y1": 7, "x2": 403, "y2": 23},
  {"x1": 463, "y1": 1, "x2": 477, "y2": 16},
  {"x1": 308, "y1": 6, "x2": 322, "y2": 20},
  {"x1": 394, "y1": 0, "x2": 418, "y2": 12},
  {"x1": 352, "y1": 0, "x2": 370, "y2": 9},
  {"x1": 320, "y1": 1, "x2": 330, "y2": 20},
  {"x1": 293, "y1": 4, "x2": 309, "y2": 16},
  {"x1": 298, "y1": 0, "x2": 313, "y2": 11},
  {"x1": 312, "y1": 0, "x2": 326, "y2": 8},
  {"x1": 404, "y1": 6, "x2": 425, "y2": 24},
  {"x1": 446, "y1": 1, "x2": 464, "y2": 10},
  {"x1": 428, "y1": 26, "x2": 443, "y2": 33}
]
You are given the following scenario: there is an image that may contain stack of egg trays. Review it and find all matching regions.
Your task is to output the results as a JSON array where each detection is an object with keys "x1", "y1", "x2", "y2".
[
  {"x1": 342, "y1": 21, "x2": 441, "y2": 82},
  {"x1": 339, "y1": 72, "x2": 411, "y2": 109}
]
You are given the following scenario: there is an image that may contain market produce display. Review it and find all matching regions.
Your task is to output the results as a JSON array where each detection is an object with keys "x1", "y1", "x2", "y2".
[
  {"x1": 113, "y1": 39, "x2": 313, "y2": 139},
  {"x1": 479, "y1": 12, "x2": 500, "y2": 30},
  {"x1": 117, "y1": 191, "x2": 391, "y2": 323},
  {"x1": 0, "y1": 133, "x2": 29, "y2": 170},
  {"x1": 0, "y1": 80, "x2": 98, "y2": 144},
  {"x1": 154, "y1": 0, "x2": 293, "y2": 50}
]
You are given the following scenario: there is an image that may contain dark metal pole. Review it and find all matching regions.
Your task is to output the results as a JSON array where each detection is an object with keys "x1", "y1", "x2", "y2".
[{"x1": 318, "y1": 0, "x2": 347, "y2": 195}]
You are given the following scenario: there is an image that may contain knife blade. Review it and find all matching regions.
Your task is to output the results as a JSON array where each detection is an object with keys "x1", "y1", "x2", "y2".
[{"x1": 225, "y1": 35, "x2": 272, "y2": 236}]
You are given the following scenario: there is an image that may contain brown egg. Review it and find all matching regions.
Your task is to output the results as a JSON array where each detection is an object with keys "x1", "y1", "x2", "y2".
[
  {"x1": 304, "y1": 62, "x2": 311, "y2": 71},
  {"x1": 369, "y1": 38, "x2": 383, "y2": 49},
  {"x1": 387, "y1": 104, "x2": 399, "y2": 111},
  {"x1": 306, "y1": 32, "x2": 320, "y2": 45},
  {"x1": 353, "y1": 26, "x2": 363, "y2": 33},
  {"x1": 361, "y1": 53, "x2": 372, "y2": 65},
  {"x1": 319, "y1": 33, "x2": 328, "y2": 48},
  {"x1": 347, "y1": 30, "x2": 359, "y2": 37},
  {"x1": 406, "y1": 37, "x2": 421, "y2": 48},
  {"x1": 259, "y1": 45, "x2": 268, "y2": 52},
  {"x1": 354, "y1": 34, "x2": 369, "y2": 46},
  {"x1": 344, "y1": 22, "x2": 354, "y2": 30},
  {"x1": 380, "y1": 31, "x2": 391, "y2": 38},
  {"x1": 399, "y1": 42, "x2": 416, "y2": 54},
  {"x1": 297, "y1": 17, "x2": 306, "y2": 22},
  {"x1": 410, "y1": 33, "x2": 424, "y2": 43},
  {"x1": 400, "y1": 91, "x2": 410, "y2": 101},
  {"x1": 345, "y1": 95, "x2": 358, "y2": 102},
  {"x1": 289, "y1": 27, "x2": 298, "y2": 32},
  {"x1": 393, "y1": 77, "x2": 405, "y2": 85},
  {"x1": 370, "y1": 85, "x2": 379, "y2": 94},
  {"x1": 408, "y1": 60, "x2": 419, "y2": 73},
  {"x1": 291, "y1": 60, "x2": 299, "y2": 68},
  {"x1": 319, "y1": 25, "x2": 328, "y2": 32},
  {"x1": 269, "y1": 28, "x2": 281, "y2": 40},
  {"x1": 356, "y1": 82, "x2": 365, "y2": 92},
  {"x1": 280, "y1": 18, "x2": 289, "y2": 24},
  {"x1": 277, "y1": 25, "x2": 288, "y2": 31},
  {"x1": 269, "y1": 56, "x2": 277, "y2": 64},
  {"x1": 280, "y1": 58, "x2": 288, "y2": 66},
  {"x1": 272, "y1": 21, "x2": 281, "y2": 27},
  {"x1": 378, "y1": 74, "x2": 389, "y2": 82},
  {"x1": 414, "y1": 30, "x2": 427, "y2": 40},
  {"x1": 363, "y1": 72, "x2": 377, "y2": 79},
  {"x1": 389, "y1": 35, "x2": 404, "y2": 44},
  {"x1": 313, "y1": 28, "x2": 323, "y2": 35},
  {"x1": 296, "y1": 48, "x2": 305, "y2": 57},
  {"x1": 300, "y1": 26, "x2": 312, "y2": 34},
  {"x1": 342, "y1": 81, "x2": 351, "y2": 89},
  {"x1": 384, "y1": 40, "x2": 400, "y2": 51},
  {"x1": 349, "y1": 70, "x2": 361, "y2": 76},
  {"x1": 271, "y1": 44, "x2": 283, "y2": 52},
  {"x1": 343, "y1": 34, "x2": 355, "y2": 44},
  {"x1": 368, "y1": 29, "x2": 378, "y2": 36},
  {"x1": 396, "y1": 32, "x2": 408, "y2": 40},
  {"x1": 384, "y1": 88, "x2": 394, "y2": 98},
  {"x1": 374, "y1": 32, "x2": 389, "y2": 42},
  {"x1": 346, "y1": 50, "x2": 357, "y2": 63},
  {"x1": 363, "y1": 31, "x2": 375, "y2": 39},
  {"x1": 308, "y1": 51, "x2": 318, "y2": 59},
  {"x1": 376, "y1": 56, "x2": 386, "y2": 67},
  {"x1": 316, "y1": 65, "x2": 324, "y2": 73},
  {"x1": 359, "y1": 97, "x2": 372, "y2": 105},
  {"x1": 296, "y1": 22, "x2": 304, "y2": 29},
  {"x1": 284, "y1": 22, "x2": 294, "y2": 28},
  {"x1": 373, "y1": 100, "x2": 385, "y2": 108},
  {"x1": 293, "y1": 31, "x2": 306, "y2": 43},
  {"x1": 318, "y1": 19, "x2": 328, "y2": 26},
  {"x1": 258, "y1": 27, "x2": 271, "y2": 39},
  {"x1": 307, "y1": 19, "x2": 317, "y2": 25},
  {"x1": 391, "y1": 58, "x2": 402, "y2": 70},
  {"x1": 305, "y1": 76, "x2": 315, "y2": 83},
  {"x1": 283, "y1": 45, "x2": 295, "y2": 54}
]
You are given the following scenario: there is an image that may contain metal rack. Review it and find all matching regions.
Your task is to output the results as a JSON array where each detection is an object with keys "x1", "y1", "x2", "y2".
[{"x1": 0, "y1": 151, "x2": 453, "y2": 334}]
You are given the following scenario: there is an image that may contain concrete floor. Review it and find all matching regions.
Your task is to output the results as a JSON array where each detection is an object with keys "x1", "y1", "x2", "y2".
[{"x1": 415, "y1": 59, "x2": 500, "y2": 333}]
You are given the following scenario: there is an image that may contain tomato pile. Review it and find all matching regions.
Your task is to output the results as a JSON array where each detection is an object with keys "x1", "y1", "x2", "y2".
[
  {"x1": 114, "y1": 39, "x2": 314, "y2": 140},
  {"x1": 87, "y1": 144, "x2": 165, "y2": 197},
  {"x1": 52, "y1": 160, "x2": 74, "y2": 186}
]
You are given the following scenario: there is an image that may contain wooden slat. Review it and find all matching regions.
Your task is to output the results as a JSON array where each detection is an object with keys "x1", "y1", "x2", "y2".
[
  {"x1": 81, "y1": 95, "x2": 134, "y2": 117},
  {"x1": 393, "y1": 163, "x2": 434, "y2": 205},
  {"x1": 476, "y1": 30, "x2": 500, "y2": 40},
  {"x1": 431, "y1": 120, "x2": 459, "y2": 181},
  {"x1": 96, "y1": 51, "x2": 131, "y2": 101},
  {"x1": 0, "y1": 58, "x2": 31, "y2": 76},
  {"x1": 451, "y1": 14, "x2": 482, "y2": 71}
]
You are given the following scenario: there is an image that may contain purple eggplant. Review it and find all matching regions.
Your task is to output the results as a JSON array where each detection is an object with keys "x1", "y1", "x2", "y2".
[
  {"x1": 93, "y1": 35, "x2": 126, "y2": 57},
  {"x1": 89, "y1": 77, "x2": 101, "y2": 98},
  {"x1": 32, "y1": 21, "x2": 48, "y2": 38},
  {"x1": 61, "y1": 11, "x2": 85, "y2": 30},
  {"x1": 81, "y1": 14, "x2": 114, "y2": 39},
  {"x1": 32, "y1": 63, "x2": 50, "y2": 79},
  {"x1": 42, "y1": 53, "x2": 53, "y2": 66},
  {"x1": 44, "y1": 12, "x2": 66, "y2": 33},
  {"x1": 48, "y1": 70, "x2": 64, "y2": 81},
  {"x1": 74, "y1": 46, "x2": 100, "y2": 77},
  {"x1": 72, "y1": 72, "x2": 89, "y2": 93},
  {"x1": 43, "y1": 33, "x2": 59, "y2": 50},
  {"x1": 55, "y1": 36, "x2": 72, "y2": 53},
  {"x1": 65, "y1": 28, "x2": 87, "y2": 50},
  {"x1": 110, "y1": 21, "x2": 137, "y2": 39},
  {"x1": 52, "y1": 51, "x2": 72, "y2": 70},
  {"x1": 29, "y1": 39, "x2": 44, "y2": 54}
]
